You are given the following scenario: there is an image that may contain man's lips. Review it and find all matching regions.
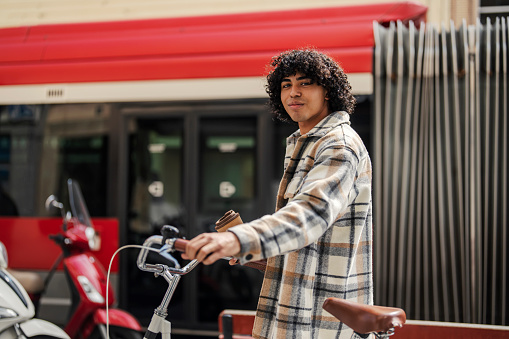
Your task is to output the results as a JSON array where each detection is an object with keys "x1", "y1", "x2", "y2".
[{"x1": 287, "y1": 102, "x2": 304, "y2": 108}]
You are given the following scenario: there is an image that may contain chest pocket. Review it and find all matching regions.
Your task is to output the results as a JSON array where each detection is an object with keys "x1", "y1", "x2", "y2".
[{"x1": 284, "y1": 175, "x2": 305, "y2": 199}]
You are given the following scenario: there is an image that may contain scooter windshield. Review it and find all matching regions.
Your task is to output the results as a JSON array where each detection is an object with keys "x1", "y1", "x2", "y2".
[{"x1": 68, "y1": 179, "x2": 93, "y2": 228}]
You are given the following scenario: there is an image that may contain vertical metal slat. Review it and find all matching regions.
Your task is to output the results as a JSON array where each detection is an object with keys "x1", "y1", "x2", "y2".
[
  {"x1": 473, "y1": 19, "x2": 483, "y2": 324},
  {"x1": 381, "y1": 21, "x2": 396, "y2": 306},
  {"x1": 408, "y1": 22, "x2": 427, "y2": 320},
  {"x1": 389, "y1": 20, "x2": 405, "y2": 307},
  {"x1": 461, "y1": 20, "x2": 474, "y2": 324},
  {"x1": 450, "y1": 19, "x2": 468, "y2": 323},
  {"x1": 372, "y1": 20, "x2": 384, "y2": 307},
  {"x1": 428, "y1": 26, "x2": 442, "y2": 321},
  {"x1": 439, "y1": 23, "x2": 460, "y2": 322},
  {"x1": 421, "y1": 24, "x2": 433, "y2": 320},
  {"x1": 490, "y1": 18, "x2": 501, "y2": 324},
  {"x1": 500, "y1": 17, "x2": 508, "y2": 326},
  {"x1": 413, "y1": 22, "x2": 427, "y2": 320},
  {"x1": 401, "y1": 20, "x2": 416, "y2": 314},
  {"x1": 481, "y1": 18, "x2": 491, "y2": 324}
]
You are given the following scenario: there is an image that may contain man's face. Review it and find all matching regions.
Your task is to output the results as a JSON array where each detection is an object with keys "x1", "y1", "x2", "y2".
[{"x1": 280, "y1": 72, "x2": 331, "y2": 135}]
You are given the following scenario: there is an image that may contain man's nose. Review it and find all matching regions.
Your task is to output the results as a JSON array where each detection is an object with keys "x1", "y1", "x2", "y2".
[{"x1": 290, "y1": 86, "x2": 301, "y2": 97}]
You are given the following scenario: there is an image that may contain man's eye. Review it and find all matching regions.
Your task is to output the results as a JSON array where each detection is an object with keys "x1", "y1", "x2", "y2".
[{"x1": 282, "y1": 83, "x2": 290, "y2": 88}]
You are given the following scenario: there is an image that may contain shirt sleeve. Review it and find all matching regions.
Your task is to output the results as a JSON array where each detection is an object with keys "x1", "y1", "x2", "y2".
[{"x1": 229, "y1": 141, "x2": 361, "y2": 264}]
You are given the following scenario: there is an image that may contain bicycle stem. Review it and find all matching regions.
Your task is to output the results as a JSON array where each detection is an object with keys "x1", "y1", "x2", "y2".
[
  {"x1": 154, "y1": 270, "x2": 180, "y2": 318},
  {"x1": 137, "y1": 235, "x2": 200, "y2": 318}
]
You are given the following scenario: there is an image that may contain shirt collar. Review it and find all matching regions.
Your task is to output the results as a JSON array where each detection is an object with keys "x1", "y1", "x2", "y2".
[{"x1": 289, "y1": 111, "x2": 351, "y2": 139}]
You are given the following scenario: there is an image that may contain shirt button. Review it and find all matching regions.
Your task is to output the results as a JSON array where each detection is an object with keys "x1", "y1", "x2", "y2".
[{"x1": 245, "y1": 254, "x2": 253, "y2": 260}]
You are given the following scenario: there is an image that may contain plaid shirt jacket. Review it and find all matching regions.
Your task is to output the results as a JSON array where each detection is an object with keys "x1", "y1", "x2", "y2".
[{"x1": 230, "y1": 111, "x2": 374, "y2": 338}]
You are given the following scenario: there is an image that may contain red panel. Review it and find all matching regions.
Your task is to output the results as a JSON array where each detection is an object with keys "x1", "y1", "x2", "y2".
[
  {"x1": 215, "y1": 313, "x2": 509, "y2": 339},
  {"x1": 0, "y1": 217, "x2": 119, "y2": 272},
  {"x1": 14, "y1": 2, "x2": 426, "y2": 42},
  {"x1": 0, "y1": 26, "x2": 31, "y2": 41},
  {"x1": 0, "y1": 47, "x2": 372, "y2": 85},
  {"x1": 393, "y1": 322, "x2": 509, "y2": 338},
  {"x1": 218, "y1": 310, "x2": 255, "y2": 335},
  {"x1": 0, "y1": 21, "x2": 374, "y2": 63},
  {"x1": 376, "y1": 2, "x2": 428, "y2": 24}
]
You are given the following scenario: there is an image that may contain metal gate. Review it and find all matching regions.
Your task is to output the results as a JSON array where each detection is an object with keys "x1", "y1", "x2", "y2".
[{"x1": 373, "y1": 18, "x2": 508, "y2": 325}]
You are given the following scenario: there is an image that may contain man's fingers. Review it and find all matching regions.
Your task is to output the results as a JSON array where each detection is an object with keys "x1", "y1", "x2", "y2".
[
  {"x1": 202, "y1": 252, "x2": 225, "y2": 265},
  {"x1": 181, "y1": 232, "x2": 241, "y2": 264},
  {"x1": 184, "y1": 235, "x2": 209, "y2": 260},
  {"x1": 196, "y1": 242, "x2": 226, "y2": 262},
  {"x1": 195, "y1": 243, "x2": 214, "y2": 262}
]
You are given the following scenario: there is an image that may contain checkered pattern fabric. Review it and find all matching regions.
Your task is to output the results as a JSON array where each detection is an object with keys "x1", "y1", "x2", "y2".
[{"x1": 230, "y1": 111, "x2": 373, "y2": 338}]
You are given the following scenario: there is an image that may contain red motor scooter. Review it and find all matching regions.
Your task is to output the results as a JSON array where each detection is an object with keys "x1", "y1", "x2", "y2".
[{"x1": 44, "y1": 179, "x2": 142, "y2": 339}]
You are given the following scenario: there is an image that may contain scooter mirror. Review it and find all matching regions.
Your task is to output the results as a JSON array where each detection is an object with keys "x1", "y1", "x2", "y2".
[{"x1": 45, "y1": 195, "x2": 64, "y2": 211}]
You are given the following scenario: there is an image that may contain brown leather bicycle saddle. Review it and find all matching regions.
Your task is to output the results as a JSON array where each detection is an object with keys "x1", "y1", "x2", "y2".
[{"x1": 322, "y1": 297, "x2": 406, "y2": 334}]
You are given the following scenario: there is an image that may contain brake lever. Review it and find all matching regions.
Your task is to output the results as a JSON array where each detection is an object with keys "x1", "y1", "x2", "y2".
[{"x1": 158, "y1": 244, "x2": 181, "y2": 269}]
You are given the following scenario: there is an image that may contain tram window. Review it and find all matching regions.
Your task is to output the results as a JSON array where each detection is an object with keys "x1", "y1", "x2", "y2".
[
  {"x1": 128, "y1": 119, "x2": 184, "y2": 237},
  {"x1": 40, "y1": 136, "x2": 109, "y2": 216},
  {"x1": 0, "y1": 134, "x2": 18, "y2": 217},
  {"x1": 199, "y1": 117, "x2": 256, "y2": 216},
  {"x1": 0, "y1": 135, "x2": 10, "y2": 183},
  {"x1": 480, "y1": 0, "x2": 509, "y2": 24},
  {"x1": 38, "y1": 104, "x2": 110, "y2": 216}
]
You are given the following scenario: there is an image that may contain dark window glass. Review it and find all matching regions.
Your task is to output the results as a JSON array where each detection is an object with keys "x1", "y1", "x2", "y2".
[
  {"x1": 0, "y1": 135, "x2": 10, "y2": 182},
  {"x1": 197, "y1": 116, "x2": 262, "y2": 323},
  {"x1": 479, "y1": 1, "x2": 509, "y2": 24},
  {"x1": 38, "y1": 104, "x2": 109, "y2": 217},
  {"x1": 56, "y1": 136, "x2": 108, "y2": 216},
  {"x1": 126, "y1": 117, "x2": 186, "y2": 325},
  {"x1": 198, "y1": 117, "x2": 257, "y2": 217},
  {"x1": 481, "y1": 0, "x2": 509, "y2": 6}
]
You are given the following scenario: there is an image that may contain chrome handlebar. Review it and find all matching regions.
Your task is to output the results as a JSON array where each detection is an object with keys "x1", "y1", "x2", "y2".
[{"x1": 136, "y1": 235, "x2": 198, "y2": 276}]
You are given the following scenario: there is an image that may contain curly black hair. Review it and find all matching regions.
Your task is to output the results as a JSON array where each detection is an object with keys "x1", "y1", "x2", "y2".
[{"x1": 265, "y1": 49, "x2": 356, "y2": 123}]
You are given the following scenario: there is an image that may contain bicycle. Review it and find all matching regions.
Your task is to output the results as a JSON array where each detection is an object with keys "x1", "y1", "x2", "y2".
[{"x1": 136, "y1": 226, "x2": 406, "y2": 339}]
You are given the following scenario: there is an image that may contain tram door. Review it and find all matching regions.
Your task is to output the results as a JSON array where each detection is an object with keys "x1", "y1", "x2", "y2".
[
  {"x1": 195, "y1": 116, "x2": 262, "y2": 325},
  {"x1": 125, "y1": 117, "x2": 188, "y2": 326},
  {"x1": 124, "y1": 106, "x2": 269, "y2": 333}
]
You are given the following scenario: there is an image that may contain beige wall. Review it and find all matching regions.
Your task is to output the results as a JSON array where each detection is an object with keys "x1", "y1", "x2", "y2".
[{"x1": 0, "y1": 0, "x2": 478, "y2": 29}]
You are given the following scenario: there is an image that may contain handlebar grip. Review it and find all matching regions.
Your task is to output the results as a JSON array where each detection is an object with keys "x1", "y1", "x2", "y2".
[
  {"x1": 173, "y1": 239, "x2": 189, "y2": 252},
  {"x1": 171, "y1": 237, "x2": 266, "y2": 271}
]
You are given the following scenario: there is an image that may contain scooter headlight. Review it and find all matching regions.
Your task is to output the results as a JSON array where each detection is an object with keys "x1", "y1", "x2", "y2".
[
  {"x1": 0, "y1": 307, "x2": 18, "y2": 319},
  {"x1": 77, "y1": 275, "x2": 104, "y2": 304},
  {"x1": 85, "y1": 227, "x2": 101, "y2": 252}
]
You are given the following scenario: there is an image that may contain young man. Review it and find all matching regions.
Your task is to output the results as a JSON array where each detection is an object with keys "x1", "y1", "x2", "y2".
[{"x1": 183, "y1": 49, "x2": 373, "y2": 338}]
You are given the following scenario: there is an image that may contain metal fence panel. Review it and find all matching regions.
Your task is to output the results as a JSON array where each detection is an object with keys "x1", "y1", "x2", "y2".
[{"x1": 373, "y1": 19, "x2": 509, "y2": 325}]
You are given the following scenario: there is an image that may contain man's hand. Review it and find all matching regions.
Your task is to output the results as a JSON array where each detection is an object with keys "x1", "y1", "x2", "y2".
[{"x1": 181, "y1": 231, "x2": 241, "y2": 265}]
